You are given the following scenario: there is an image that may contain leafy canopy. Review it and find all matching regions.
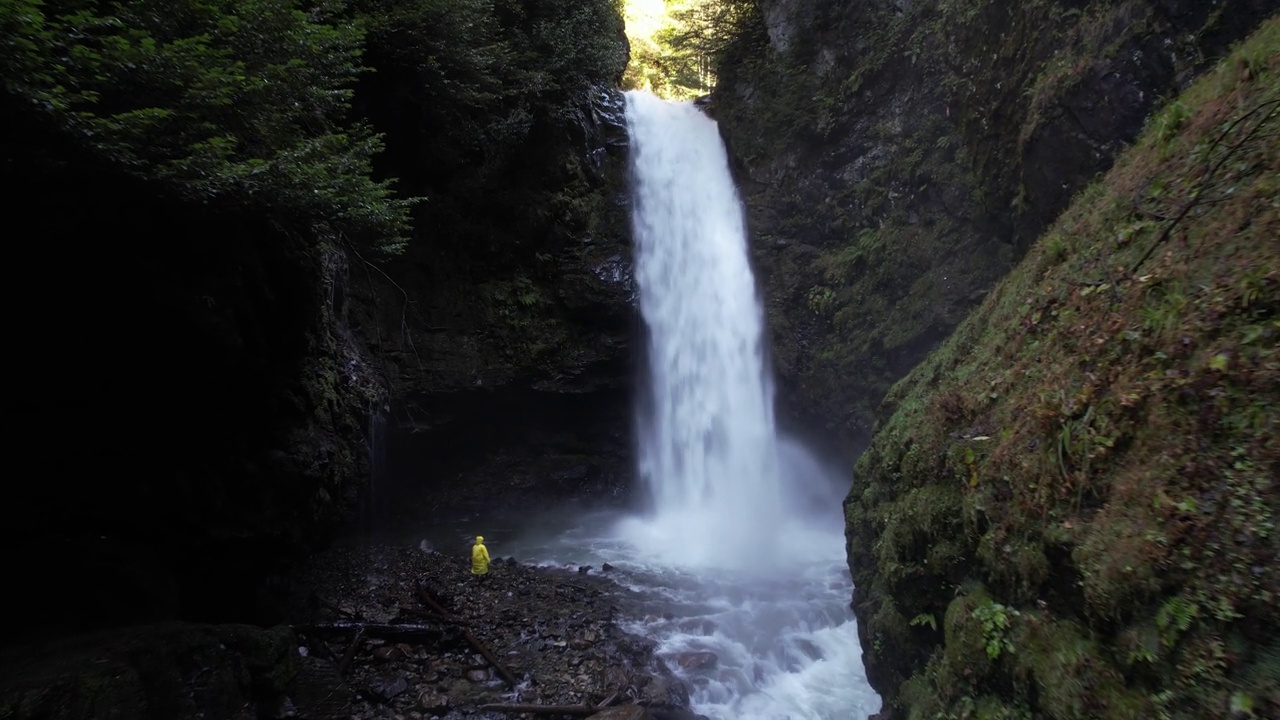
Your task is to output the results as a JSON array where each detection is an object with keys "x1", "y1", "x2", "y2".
[
  {"x1": 622, "y1": 0, "x2": 758, "y2": 99},
  {"x1": 1, "y1": 0, "x2": 415, "y2": 251}
]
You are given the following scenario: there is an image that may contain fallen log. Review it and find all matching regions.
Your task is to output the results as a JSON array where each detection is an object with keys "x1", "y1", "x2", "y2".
[
  {"x1": 292, "y1": 622, "x2": 444, "y2": 643},
  {"x1": 463, "y1": 628, "x2": 519, "y2": 687},
  {"x1": 412, "y1": 581, "x2": 518, "y2": 686},
  {"x1": 478, "y1": 702, "x2": 599, "y2": 716},
  {"x1": 414, "y1": 581, "x2": 464, "y2": 622}
]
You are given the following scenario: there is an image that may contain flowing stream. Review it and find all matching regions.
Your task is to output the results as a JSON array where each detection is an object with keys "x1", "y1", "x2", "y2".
[{"x1": 508, "y1": 91, "x2": 881, "y2": 719}]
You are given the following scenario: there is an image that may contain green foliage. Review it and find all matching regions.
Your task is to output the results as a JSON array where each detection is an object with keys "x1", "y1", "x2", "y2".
[
  {"x1": 1156, "y1": 596, "x2": 1199, "y2": 648},
  {"x1": 361, "y1": 0, "x2": 625, "y2": 115},
  {"x1": 2, "y1": 0, "x2": 415, "y2": 251},
  {"x1": 910, "y1": 612, "x2": 938, "y2": 631},
  {"x1": 973, "y1": 600, "x2": 1017, "y2": 660},
  {"x1": 622, "y1": 0, "x2": 762, "y2": 98},
  {"x1": 849, "y1": 18, "x2": 1280, "y2": 720}
]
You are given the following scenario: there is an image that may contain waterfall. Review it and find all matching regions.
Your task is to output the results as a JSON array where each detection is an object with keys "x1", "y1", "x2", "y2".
[
  {"x1": 502, "y1": 89, "x2": 881, "y2": 719},
  {"x1": 623, "y1": 90, "x2": 784, "y2": 571},
  {"x1": 515, "y1": 90, "x2": 882, "y2": 720}
]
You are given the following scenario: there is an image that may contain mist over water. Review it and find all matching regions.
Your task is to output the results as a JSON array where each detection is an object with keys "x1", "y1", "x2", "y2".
[{"x1": 508, "y1": 91, "x2": 880, "y2": 719}]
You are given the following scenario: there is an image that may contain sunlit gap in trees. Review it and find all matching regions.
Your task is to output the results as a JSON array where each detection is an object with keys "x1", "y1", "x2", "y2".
[{"x1": 621, "y1": 0, "x2": 721, "y2": 100}]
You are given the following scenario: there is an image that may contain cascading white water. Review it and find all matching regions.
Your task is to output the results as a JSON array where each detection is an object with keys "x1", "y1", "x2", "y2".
[
  {"x1": 622, "y1": 90, "x2": 783, "y2": 571},
  {"x1": 598, "y1": 89, "x2": 882, "y2": 719}
]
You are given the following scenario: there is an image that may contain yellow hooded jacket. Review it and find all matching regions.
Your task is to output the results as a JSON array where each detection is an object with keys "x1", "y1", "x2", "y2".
[{"x1": 471, "y1": 536, "x2": 490, "y2": 575}]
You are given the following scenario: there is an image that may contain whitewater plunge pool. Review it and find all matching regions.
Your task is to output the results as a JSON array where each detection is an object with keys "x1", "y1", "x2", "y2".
[{"x1": 503, "y1": 451, "x2": 882, "y2": 720}]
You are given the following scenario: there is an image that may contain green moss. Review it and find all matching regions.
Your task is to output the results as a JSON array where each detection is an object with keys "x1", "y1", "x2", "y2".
[
  {"x1": 1073, "y1": 499, "x2": 1168, "y2": 620},
  {"x1": 944, "y1": 588, "x2": 999, "y2": 681},
  {"x1": 1012, "y1": 613, "x2": 1152, "y2": 720},
  {"x1": 848, "y1": 17, "x2": 1280, "y2": 718},
  {"x1": 976, "y1": 531, "x2": 1050, "y2": 599}
]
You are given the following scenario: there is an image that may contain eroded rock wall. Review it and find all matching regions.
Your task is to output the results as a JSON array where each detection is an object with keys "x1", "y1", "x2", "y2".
[
  {"x1": 347, "y1": 5, "x2": 637, "y2": 532},
  {"x1": 714, "y1": 0, "x2": 1274, "y2": 445}
]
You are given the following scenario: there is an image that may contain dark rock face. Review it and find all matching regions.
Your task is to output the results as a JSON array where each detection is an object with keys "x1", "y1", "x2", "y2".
[
  {"x1": 372, "y1": 385, "x2": 634, "y2": 536},
  {"x1": 350, "y1": 55, "x2": 638, "y2": 531},
  {"x1": 713, "y1": 0, "x2": 1275, "y2": 445},
  {"x1": 4, "y1": 93, "x2": 380, "y2": 637}
]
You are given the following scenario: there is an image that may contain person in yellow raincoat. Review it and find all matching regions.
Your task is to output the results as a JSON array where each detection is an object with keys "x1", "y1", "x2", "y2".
[{"x1": 471, "y1": 536, "x2": 490, "y2": 580}]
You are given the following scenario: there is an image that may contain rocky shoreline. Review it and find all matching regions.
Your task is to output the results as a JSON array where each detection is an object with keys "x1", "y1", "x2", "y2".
[
  {"x1": 286, "y1": 544, "x2": 702, "y2": 720},
  {"x1": 0, "y1": 543, "x2": 705, "y2": 720}
]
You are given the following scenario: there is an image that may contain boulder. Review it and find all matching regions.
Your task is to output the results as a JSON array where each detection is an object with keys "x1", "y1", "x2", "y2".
[{"x1": 675, "y1": 651, "x2": 718, "y2": 671}]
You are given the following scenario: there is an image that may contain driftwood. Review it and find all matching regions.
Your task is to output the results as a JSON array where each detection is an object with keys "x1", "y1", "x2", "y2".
[
  {"x1": 414, "y1": 582, "x2": 464, "y2": 622},
  {"x1": 292, "y1": 622, "x2": 444, "y2": 643},
  {"x1": 462, "y1": 628, "x2": 519, "y2": 687},
  {"x1": 414, "y1": 581, "x2": 519, "y2": 687},
  {"x1": 478, "y1": 702, "x2": 601, "y2": 716}
]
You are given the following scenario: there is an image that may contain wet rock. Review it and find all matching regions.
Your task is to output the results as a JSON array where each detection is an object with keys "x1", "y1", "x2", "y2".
[
  {"x1": 793, "y1": 638, "x2": 823, "y2": 661},
  {"x1": 416, "y1": 691, "x2": 449, "y2": 713},
  {"x1": 282, "y1": 545, "x2": 681, "y2": 719},
  {"x1": 367, "y1": 673, "x2": 410, "y2": 703},
  {"x1": 372, "y1": 645, "x2": 406, "y2": 662},
  {"x1": 635, "y1": 673, "x2": 691, "y2": 711},
  {"x1": 675, "y1": 651, "x2": 717, "y2": 671}
]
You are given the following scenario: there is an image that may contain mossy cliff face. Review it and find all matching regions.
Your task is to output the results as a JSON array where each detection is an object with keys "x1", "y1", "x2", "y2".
[
  {"x1": 847, "y1": 20, "x2": 1279, "y2": 719},
  {"x1": 713, "y1": 0, "x2": 1273, "y2": 443}
]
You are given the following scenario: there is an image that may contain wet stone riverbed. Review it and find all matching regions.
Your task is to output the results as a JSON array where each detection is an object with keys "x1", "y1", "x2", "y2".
[{"x1": 285, "y1": 543, "x2": 702, "y2": 720}]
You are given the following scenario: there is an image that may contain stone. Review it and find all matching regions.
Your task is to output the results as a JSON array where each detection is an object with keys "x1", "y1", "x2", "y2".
[
  {"x1": 416, "y1": 691, "x2": 449, "y2": 714},
  {"x1": 366, "y1": 674, "x2": 410, "y2": 703},
  {"x1": 635, "y1": 673, "x2": 690, "y2": 710},
  {"x1": 372, "y1": 645, "x2": 405, "y2": 662},
  {"x1": 675, "y1": 651, "x2": 717, "y2": 671}
]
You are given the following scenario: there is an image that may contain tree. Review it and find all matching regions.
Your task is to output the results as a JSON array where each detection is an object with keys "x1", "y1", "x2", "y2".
[
  {"x1": 1, "y1": 0, "x2": 415, "y2": 251},
  {"x1": 621, "y1": 0, "x2": 760, "y2": 99}
]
